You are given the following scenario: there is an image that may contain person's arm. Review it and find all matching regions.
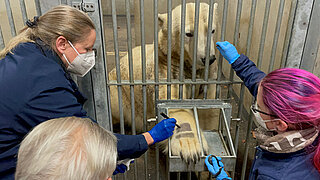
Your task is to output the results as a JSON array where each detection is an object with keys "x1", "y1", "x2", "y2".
[
  {"x1": 231, "y1": 54, "x2": 266, "y2": 97},
  {"x1": 216, "y1": 41, "x2": 266, "y2": 97},
  {"x1": 115, "y1": 118, "x2": 176, "y2": 160}
]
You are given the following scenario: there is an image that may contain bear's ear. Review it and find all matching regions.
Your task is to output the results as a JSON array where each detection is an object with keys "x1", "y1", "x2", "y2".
[{"x1": 158, "y1": 13, "x2": 167, "y2": 29}]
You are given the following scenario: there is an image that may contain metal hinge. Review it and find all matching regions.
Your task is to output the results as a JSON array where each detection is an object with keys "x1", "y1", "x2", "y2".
[{"x1": 72, "y1": 2, "x2": 95, "y2": 12}]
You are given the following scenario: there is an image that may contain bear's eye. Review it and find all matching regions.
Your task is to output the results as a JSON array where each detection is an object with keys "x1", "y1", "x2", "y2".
[
  {"x1": 186, "y1": 32, "x2": 193, "y2": 37},
  {"x1": 211, "y1": 29, "x2": 215, "y2": 34}
]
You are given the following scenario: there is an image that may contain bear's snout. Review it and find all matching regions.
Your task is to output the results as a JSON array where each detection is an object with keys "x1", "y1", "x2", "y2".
[{"x1": 201, "y1": 55, "x2": 216, "y2": 66}]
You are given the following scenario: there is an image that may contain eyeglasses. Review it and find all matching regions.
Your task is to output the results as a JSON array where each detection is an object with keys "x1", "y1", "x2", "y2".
[{"x1": 251, "y1": 101, "x2": 278, "y2": 118}]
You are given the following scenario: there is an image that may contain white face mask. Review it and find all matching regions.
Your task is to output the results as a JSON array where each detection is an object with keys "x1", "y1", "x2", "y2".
[
  {"x1": 251, "y1": 101, "x2": 279, "y2": 131},
  {"x1": 63, "y1": 40, "x2": 95, "y2": 77}
]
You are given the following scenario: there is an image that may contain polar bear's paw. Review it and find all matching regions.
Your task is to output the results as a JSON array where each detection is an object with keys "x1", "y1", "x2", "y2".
[{"x1": 169, "y1": 125, "x2": 208, "y2": 163}]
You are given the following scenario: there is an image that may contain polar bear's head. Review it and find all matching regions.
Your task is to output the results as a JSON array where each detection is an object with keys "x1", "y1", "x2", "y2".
[{"x1": 158, "y1": 3, "x2": 218, "y2": 70}]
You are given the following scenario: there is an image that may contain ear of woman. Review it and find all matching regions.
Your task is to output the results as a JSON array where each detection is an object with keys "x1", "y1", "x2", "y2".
[
  {"x1": 55, "y1": 36, "x2": 68, "y2": 54},
  {"x1": 274, "y1": 120, "x2": 288, "y2": 132}
]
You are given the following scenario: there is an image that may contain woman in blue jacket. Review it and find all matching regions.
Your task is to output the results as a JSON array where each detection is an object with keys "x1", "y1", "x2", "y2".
[
  {"x1": 0, "y1": 5, "x2": 176, "y2": 179},
  {"x1": 205, "y1": 41, "x2": 320, "y2": 180}
]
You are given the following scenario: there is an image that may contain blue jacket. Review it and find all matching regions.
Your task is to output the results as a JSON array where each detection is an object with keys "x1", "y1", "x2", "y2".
[
  {"x1": 232, "y1": 54, "x2": 320, "y2": 179},
  {"x1": 0, "y1": 41, "x2": 148, "y2": 179}
]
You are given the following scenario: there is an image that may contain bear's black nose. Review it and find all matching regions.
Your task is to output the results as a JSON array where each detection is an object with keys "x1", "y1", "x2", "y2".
[{"x1": 201, "y1": 55, "x2": 216, "y2": 65}]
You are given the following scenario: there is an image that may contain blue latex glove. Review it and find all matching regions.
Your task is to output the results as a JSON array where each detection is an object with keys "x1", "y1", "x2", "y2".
[
  {"x1": 216, "y1": 41, "x2": 240, "y2": 64},
  {"x1": 113, "y1": 164, "x2": 127, "y2": 175},
  {"x1": 148, "y1": 118, "x2": 176, "y2": 144},
  {"x1": 113, "y1": 160, "x2": 135, "y2": 175},
  {"x1": 205, "y1": 154, "x2": 232, "y2": 180}
]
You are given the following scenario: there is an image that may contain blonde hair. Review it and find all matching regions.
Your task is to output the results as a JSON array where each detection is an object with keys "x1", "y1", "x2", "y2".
[
  {"x1": 15, "y1": 117, "x2": 117, "y2": 180},
  {"x1": 0, "y1": 5, "x2": 95, "y2": 59}
]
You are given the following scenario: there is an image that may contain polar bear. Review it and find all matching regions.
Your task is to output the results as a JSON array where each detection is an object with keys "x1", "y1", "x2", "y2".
[{"x1": 109, "y1": 3, "x2": 218, "y2": 163}]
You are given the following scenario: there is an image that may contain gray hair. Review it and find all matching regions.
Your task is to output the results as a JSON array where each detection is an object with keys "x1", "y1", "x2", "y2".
[{"x1": 15, "y1": 116, "x2": 117, "y2": 180}]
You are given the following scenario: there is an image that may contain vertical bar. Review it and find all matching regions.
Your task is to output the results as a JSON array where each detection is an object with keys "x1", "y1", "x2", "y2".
[
  {"x1": 0, "y1": 27, "x2": 4, "y2": 50},
  {"x1": 235, "y1": 85, "x2": 245, "y2": 152},
  {"x1": 215, "y1": 0, "x2": 229, "y2": 99},
  {"x1": 139, "y1": 1, "x2": 148, "y2": 179},
  {"x1": 5, "y1": 0, "x2": 16, "y2": 37},
  {"x1": 242, "y1": 0, "x2": 272, "y2": 178},
  {"x1": 179, "y1": 0, "x2": 186, "y2": 99},
  {"x1": 203, "y1": 0, "x2": 214, "y2": 99},
  {"x1": 19, "y1": 0, "x2": 28, "y2": 23},
  {"x1": 125, "y1": 0, "x2": 138, "y2": 179},
  {"x1": 268, "y1": 0, "x2": 285, "y2": 73},
  {"x1": 60, "y1": 0, "x2": 67, "y2": 5},
  {"x1": 153, "y1": 0, "x2": 161, "y2": 179},
  {"x1": 154, "y1": 0, "x2": 159, "y2": 110},
  {"x1": 34, "y1": 0, "x2": 42, "y2": 16},
  {"x1": 167, "y1": 0, "x2": 172, "y2": 99},
  {"x1": 187, "y1": 172, "x2": 191, "y2": 180},
  {"x1": 125, "y1": 0, "x2": 136, "y2": 134},
  {"x1": 257, "y1": 0, "x2": 271, "y2": 69},
  {"x1": 240, "y1": 99, "x2": 254, "y2": 180},
  {"x1": 111, "y1": 0, "x2": 125, "y2": 136},
  {"x1": 242, "y1": 1, "x2": 272, "y2": 176},
  {"x1": 281, "y1": 0, "x2": 298, "y2": 68},
  {"x1": 191, "y1": 0, "x2": 200, "y2": 99},
  {"x1": 245, "y1": 0, "x2": 257, "y2": 56},
  {"x1": 227, "y1": 0, "x2": 243, "y2": 99},
  {"x1": 240, "y1": 1, "x2": 257, "y2": 179},
  {"x1": 193, "y1": 107, "x2": 204, "y2": 156},
  {"x1": 97, "y1": 0, "x2": 113, "y2": 132}
]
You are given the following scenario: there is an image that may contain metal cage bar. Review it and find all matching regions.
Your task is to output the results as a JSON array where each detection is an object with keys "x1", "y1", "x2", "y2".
[
  {"x1": 178, "y1": 0, "x2": 186, "y2": 100},
  {"x1": 203, "y1": 0, "x2": 214, "y2": 99},
  {"x1": 167, "y1": 0, "x2": 172, "y2": 100},
  {"x1": 125, "y1": 0, "x2": 138, "y2": 178},
  {"x1": 19, "y1": 0, "x2": 28, "y2": 23},
  {"x1": 215, "y1": 0, "x2": 229, "y2": 99},
  {"x1": 107, "y1": 79, "x2": 243, "y2": 86},
  {"x1": 111, "y1": 0, "x2": 125, "y2": 135},
  {"x1": 240, "y1": 0, "x2": 257, "y2": 179},
  {"x1": 245, "y1": 0, "x2": 257, "y2": 56},
  {"x1": 34, "y1": 0, "x2": 42, "y2": 16},
  {"x1": 191, "y1": 0, "x2": 200, "y2": 99},
  {"x1": 139, "y1": 0, "x2": 148, "y2": 179},
  {"x1": 193, "y1": 107, "x2": 204, "y2": 156},
  {"x1": 227, "y1": 0, "x2": 243, "y2": 99},
  {"x1": 0, "y1": 27, "x2": 4, "y2": 50},
  {"x1": 281, "y1": 0, "x2": 298, "y2": 68},
  {"x1": 257, "y1": 0, "x2": 271, "y2": 69},
  {"x1": 125, "y1": 0, "x2": 136, "y2": 135},
  {"x1": 268, "y1": 0, "x2": 285, "y2": 73},
  {"x1": 5, "y1": 0, "x2": 16, "y2": 37}
]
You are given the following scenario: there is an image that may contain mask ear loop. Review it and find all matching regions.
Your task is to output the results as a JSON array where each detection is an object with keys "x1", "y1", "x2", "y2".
[
  {"x1": 63, "y1": 54, "x2": 72, "y2": 66},
  {"x1": 68, "y1": 40, "x2": 81, "y2": 55}
]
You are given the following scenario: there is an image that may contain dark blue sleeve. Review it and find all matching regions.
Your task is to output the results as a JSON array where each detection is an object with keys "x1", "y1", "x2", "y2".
[
  {"x1": 20, "y1": 85, "x2": 148, "y2": 161},
  {"x1": 115, "y1": 134, "x2": 148, "y2": 160},
  {"x1": 231, "y1": 54, "x2": 266, "y2": 98}
]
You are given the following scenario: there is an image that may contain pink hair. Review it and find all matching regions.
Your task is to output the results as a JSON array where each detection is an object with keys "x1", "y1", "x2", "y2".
[{"x1": 260, "y1": 68, "x2": 320, "y2": 172}]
